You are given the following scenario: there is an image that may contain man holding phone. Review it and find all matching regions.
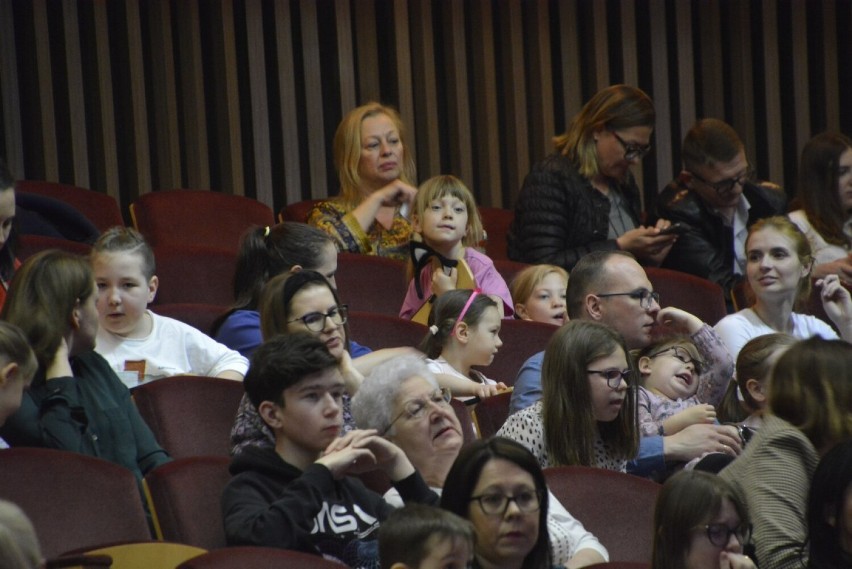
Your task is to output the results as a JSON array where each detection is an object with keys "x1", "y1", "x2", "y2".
[{"x1": 656, "y1": 119, "x2": 786, "y2": 302}]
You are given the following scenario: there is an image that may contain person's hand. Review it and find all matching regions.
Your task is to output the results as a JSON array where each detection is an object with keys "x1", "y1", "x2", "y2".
[
  {"x1": 318, "y1": 429, "x2": 413, "y2": 481},
  {"x1": 431, "y1": 265, "x2": 458, "y2": 297},
  {"x1": 813, "y1": 254, "x2": 852, "y2": 287},
  {"x1": 371, "y1": 180, "x2": 418, "y2": 208},
  {"x1": 471, "y1": 383, "x2": 508, "y2": 399},
  {"x1": 655, "y1": 306, "x2": 704, "y2": 335},
  {"x1": 663, "y1": 423, "x2": 741, "y2": 462},
  {"x1": 817, "y1": 274, "x2": 852, "y2": 324},
  {"x1": 676, "y1": 404, "x2": 717, "y2": 427},
  {"x1": 719, "y1": 551, "x2": 757, "y2": 569},
  {"x1": 338, "y1": 351, "x2": 364, "y2": 395},
  {"x1": 616, "y1": 224, "x2": 677, "y2": 261}
]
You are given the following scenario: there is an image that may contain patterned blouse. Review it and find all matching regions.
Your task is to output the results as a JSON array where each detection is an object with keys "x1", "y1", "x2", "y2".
[
  {"x1": 308, "y1": 199, "x2": 412, "y2": 262},
  {"x1": 496, "y1": 401, "x2": 627, "y2": 472},
  {"x1": 637, "y1": 325, "x2": 734, "y2": 437}
]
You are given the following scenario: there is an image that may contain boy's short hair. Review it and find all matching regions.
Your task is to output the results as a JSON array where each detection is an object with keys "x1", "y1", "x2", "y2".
[
  {"x1": 91, "y1": 226, "x2": 156, "y2": 280},
  {"x1": 379, "y1": 503, "x2": 474, "y2": 569},
  {"x1": 244, "y1": 332, "x2": 339, "y2": 409}
]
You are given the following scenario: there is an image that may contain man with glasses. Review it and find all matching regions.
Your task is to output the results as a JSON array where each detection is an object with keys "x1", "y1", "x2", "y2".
[
  {"x1": 656, "y1": 119, "x2": 786, "y2": 299},
  {"x1": 510, "y1": 250, "x2": 741, "y2": 481}
]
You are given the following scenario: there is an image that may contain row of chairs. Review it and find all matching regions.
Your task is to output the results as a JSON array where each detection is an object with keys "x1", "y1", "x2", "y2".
[{"x1": 0, "y1": 445, "x2": 657, "y2": 565}]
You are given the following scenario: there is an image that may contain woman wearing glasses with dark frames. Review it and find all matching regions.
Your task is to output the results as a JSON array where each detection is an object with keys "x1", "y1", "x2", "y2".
[
  {"x1": 498, "y1": 320, "x2": 638, "y2": 472},
  {"x1": 229, "y1": 269, "x2": 422, "y2": 454},
  {"x1": 508, "y1": 84, "x2": 677, "y2": 272},
  {"x1": 352, "y1": 356, "x2": 609, "y2": 568},
  {"x1": 441, "y1": 438, "x2": 555, "y2": 569},
  {"x1": 652, "y1": 470, "x2": 755, "y2": 569}
]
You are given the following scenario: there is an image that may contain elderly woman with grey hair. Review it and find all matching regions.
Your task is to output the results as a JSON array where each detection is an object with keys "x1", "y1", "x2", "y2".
[{"x1": 351, "y1": 355, "x2": 609, "y2": 569}]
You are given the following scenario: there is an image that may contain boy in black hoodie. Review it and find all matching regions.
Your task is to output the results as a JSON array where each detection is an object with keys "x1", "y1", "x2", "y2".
[{"x1": 221, "y1": 332, "x2": 437, "y2": 566}]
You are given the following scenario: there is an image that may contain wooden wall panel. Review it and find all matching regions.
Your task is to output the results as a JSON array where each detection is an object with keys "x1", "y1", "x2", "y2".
[{"x1": 1, "y1": 0, "x2": 849, "y2": 217}]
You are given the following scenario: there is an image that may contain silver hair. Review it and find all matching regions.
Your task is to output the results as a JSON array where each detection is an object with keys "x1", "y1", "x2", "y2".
[
  {"x1": 351, "y1": 355, "x2": 439, "y2": 434},
  {"x1": 0, "y1": 499, "x2": 42, "y2": 569}
]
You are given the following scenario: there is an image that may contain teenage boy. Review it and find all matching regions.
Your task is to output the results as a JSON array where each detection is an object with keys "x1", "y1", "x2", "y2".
[{"x1": 221, "y1": 332, "x2": 437, "y2": 565}]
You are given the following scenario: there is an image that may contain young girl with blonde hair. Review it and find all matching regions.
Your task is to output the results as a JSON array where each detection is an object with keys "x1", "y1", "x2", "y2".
[
  {"x1": 510, "y1": 264, "x2": 568, "y2": 326},
  {"x1": 400, "y1": 175, "x2": 512, "y2": 320}
]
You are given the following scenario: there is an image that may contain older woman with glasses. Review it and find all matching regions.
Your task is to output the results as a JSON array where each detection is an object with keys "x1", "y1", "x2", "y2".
[
  {"x1": 352, "y1": 355, "x2": 609, "y2": 569},
  {"x1": 508, "y1": 84, "x2": 677, "y2": 271},
  {"x1": 652, "y1": 470, "x2": 756, "y2": 569}
]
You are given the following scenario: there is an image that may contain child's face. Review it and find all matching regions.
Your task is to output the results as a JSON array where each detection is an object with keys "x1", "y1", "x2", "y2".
[
  {"x1": 587, "y1": 347, "x2": 629, "y2": 421},
  {"x1": 0, "y1": 362, "x2": 30, "y2": 426},
  {"x1": 415, "y1": 195, "x2": 469, "y2": 250},
  {"x1": 286, "y1": 285, "x2": 346, "y2": 360},
  {"x1": 277, "y1": 367, "x2": 345, "y2": 455},
  {"x1": 411, "y1": 535, "x2": 473, "y2": 569},
  {"x1": 93, "y1": 251, "x2": 157, "y2": 338},
  {"x1": 640, "y1": 344, "x2": 701, "y2": 401},
  {"x1": 0, "y1": 189, "x2": 15, "y2": 253},
  {"x1": 516, "y1": 272, "x2": 567, "y2": 327},
  {"x1": 463, "y1": 306, "x2": 502, "y2": 367}
]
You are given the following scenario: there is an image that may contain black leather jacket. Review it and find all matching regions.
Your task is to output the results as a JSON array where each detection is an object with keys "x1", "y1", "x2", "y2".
[
  {"x1": 655, "y1": 178, "x2": 787, "y2": 295},
  {"x1": 507, "y1": 153, "x2": 642, "y2": 270}
]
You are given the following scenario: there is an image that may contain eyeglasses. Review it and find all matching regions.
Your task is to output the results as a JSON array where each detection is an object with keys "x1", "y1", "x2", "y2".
[
  {"x1": 587, "y1": 368, "x2": 632, "y2": 388},
  {"x1": 381, "y1": 387, "x2": 452, "y2": 436},
  {"x1": 610, "y1": 130, "x2": 652, "y2": 161},
  {"x1": 648, "y1": 345, "x2": 705, "y2": 375},
  {"x1": 700, "y1": 523, "x2": 752, "y2": 548},
  {"x1": 690, "y1": 167, "x2": 754, "y2": 196},
  {"x1": 470, "y1": 489, "x2": 542, "y2": 516},
  {"x1": 287, "y1": 305, "x2": 348, "y2": 332},
  {"x1": 596, "y1": 289, "x2": 660, "y2": 309}
]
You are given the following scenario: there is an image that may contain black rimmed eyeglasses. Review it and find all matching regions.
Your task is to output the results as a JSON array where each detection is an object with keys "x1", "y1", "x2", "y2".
[
  {"x1": 469, "y1": 489, "x2": 542, "y2": 516},
  {"x1": 380, "y1": 387, "x2": 452, "y2": 436},
  {"x1": 596, "y1": 289, "x2": 660, "y2": 309},
  {"x1": 648, "y1": 345, "x2": 705, "y2": 375},
  {"x1": 287, "y1": 305, "x2": 348, "y2": 332},
  {"x1": 690, "y1": 167, "x2": 754, "y2": 196},
  {"x1": 610, "y1": 130, "x2": 652, "y2": 161},
  {"x1": 587, "y1": 368, "x2": 632, "y2": 388},
  {"x1": 700, "y1": 523, "x2": 752, "y2": 548}
]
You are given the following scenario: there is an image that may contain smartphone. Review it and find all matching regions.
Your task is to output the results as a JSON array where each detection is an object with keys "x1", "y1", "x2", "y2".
[{"x1": 658, "y1": 222, "x2": 688, "y2": 235}]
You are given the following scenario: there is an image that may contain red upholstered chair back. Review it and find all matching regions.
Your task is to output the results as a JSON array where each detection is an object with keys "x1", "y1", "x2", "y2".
[
  {"x1": 645, "y1": 267, "x2": 727, "y2": 326},
  {"x1": 131, "y1": 376, "x2": 244, "y2": 459},
  {"x1": 479, "y1": 207, "x2": 514, "y2": 260},
  {"x1": 143, "y1": 456, "x2": 232, "y2": 550},
  {"x1": 177, "y1": 547, "x2": 345, "y2": 568},
  {"x1": 0, "y1": 448, "x2": 151, "y2": 558},
  {"x1": 450, "y1": 398, "x2": 479, "y2": 445},
  {"x1": 493, "y1": 258, "x2": 530, "y2": 289},
  {"x1": 335, "y1": 253, "x2": 409, "y2": 316},
  {"x1": 543, "y1": 466, "x2": 661, "y2": 563},
  {"x1": 472, "y1": 390, "x2": 512, "y2": 439},
  {"x1": 347, "y1": 311, "x2": 428, "y2": 351},
  {"x1": 584, "y1": 563, "x2": 651, "y2": 569},
  {"x1": 130, "y1": 189, "x2": 274, "y2": 253},
  {"x1": 17, "y1": 180, "x2": 125, "y2": 231},
  {"x1": 278, "y1": 198, "x2": 323, "y2": 223},
  {"x1": 475, "y1": 319, "x2": 558, "y2": 386},
  {"x1": 17, "y1": 234, "x2": 92, "y2": 261},
  {"x1": 151, "y1": 245, "x2": 236, "y2": 306}
]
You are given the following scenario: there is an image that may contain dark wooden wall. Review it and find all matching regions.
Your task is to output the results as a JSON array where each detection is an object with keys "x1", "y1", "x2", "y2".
[{"x1": 1, "y1": 0, "x2": 850, "y2": 218}]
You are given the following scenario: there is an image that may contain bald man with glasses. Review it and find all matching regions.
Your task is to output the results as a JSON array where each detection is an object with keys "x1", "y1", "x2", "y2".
[{"x1": 510, "y1": 250, "x2": 742, "y2": 481}]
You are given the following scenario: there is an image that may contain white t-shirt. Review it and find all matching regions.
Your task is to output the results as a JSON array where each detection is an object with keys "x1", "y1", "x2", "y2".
[
  {"x1": 714, "y1": 308, "x2": 838, "y2": 360},
  {"x1": 96, "y1": 310, "x2": 249, "y2": 388}
]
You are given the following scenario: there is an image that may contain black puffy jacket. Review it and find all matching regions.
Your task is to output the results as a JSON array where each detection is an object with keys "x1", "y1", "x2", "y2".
[{"x1": 507, "y1": 153, "x2": 642, "y2": 270}]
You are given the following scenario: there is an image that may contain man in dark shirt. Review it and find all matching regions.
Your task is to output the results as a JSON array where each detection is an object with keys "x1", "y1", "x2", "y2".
[{"x1": 656, "y1": 119, "x2": 787, "y2": 299}]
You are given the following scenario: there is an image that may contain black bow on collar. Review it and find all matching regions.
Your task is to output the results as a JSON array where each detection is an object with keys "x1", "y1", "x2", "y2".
[{"x1": 410, "y1": 241, "x2": 458, "y2": 299}]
